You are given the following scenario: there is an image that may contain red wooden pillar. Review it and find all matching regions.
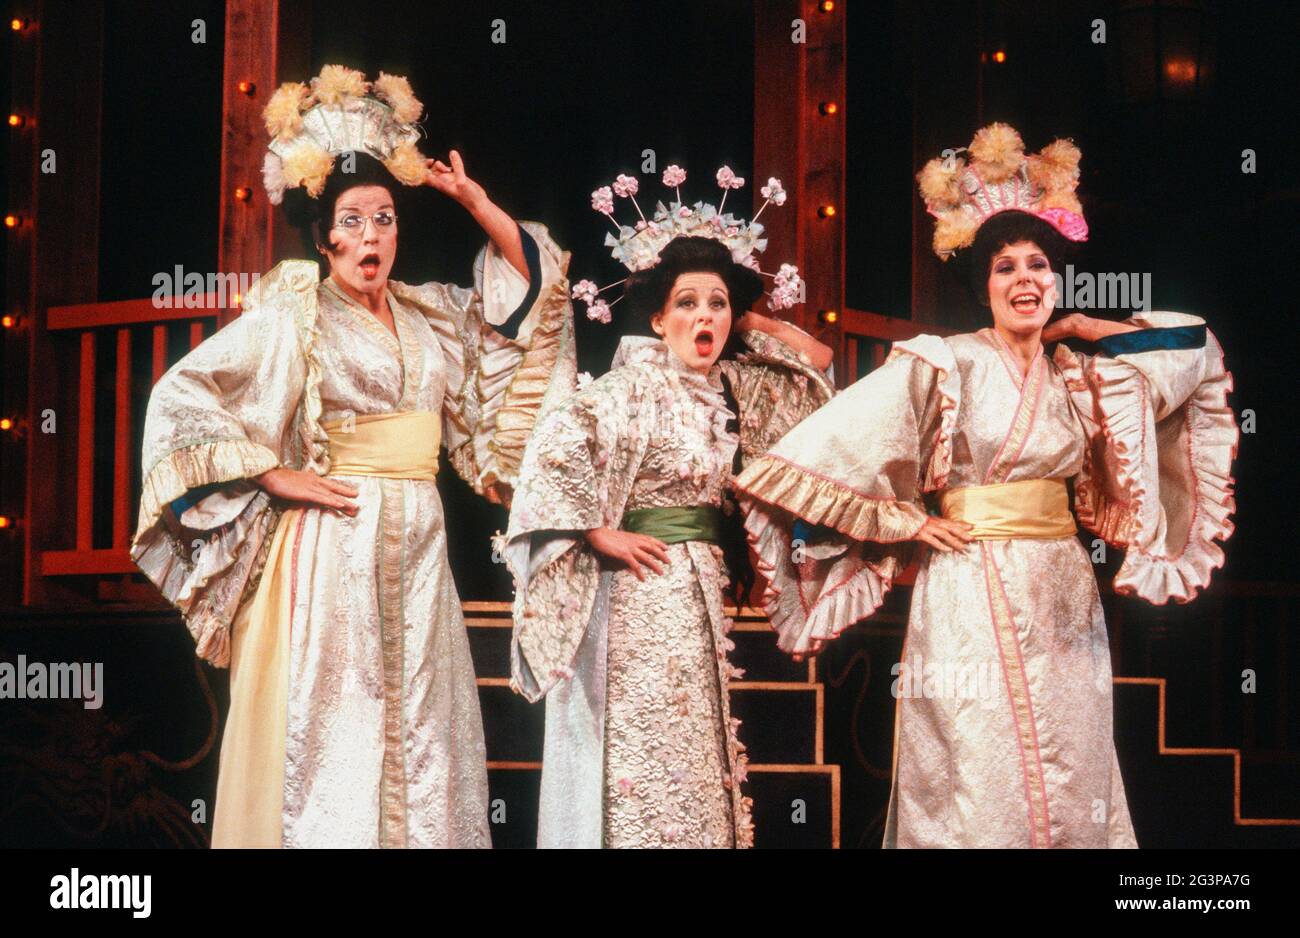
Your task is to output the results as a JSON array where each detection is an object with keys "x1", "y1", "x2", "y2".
[
  {"x1": 218, "y1": 0, "x2": 311, "y2": 327},
  {"x1": 754, "y1": 1, "x2": 847, "y2": 381},
  {"x1": 5, "y1": 1, "x2": 106, "y2": 605}
]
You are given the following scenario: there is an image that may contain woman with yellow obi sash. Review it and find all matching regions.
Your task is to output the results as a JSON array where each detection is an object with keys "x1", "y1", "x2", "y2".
[
  {"x1": 131, "y1": 68, "x2": 576, "y2": 847},
  {"x1": 735, "y1": 125, "x2": 1237, "y2": 848},
  {"x1": 506, "y1": 180, "x2": 836, "y2": 847}
]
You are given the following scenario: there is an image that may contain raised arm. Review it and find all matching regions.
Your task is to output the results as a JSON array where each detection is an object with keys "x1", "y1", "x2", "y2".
[
  {"x1": 735, "y1": 311, "x2": 834, "y2": 372},
  {"x1": 424, "y1": 149, "x2": 529, "y2": 280}
]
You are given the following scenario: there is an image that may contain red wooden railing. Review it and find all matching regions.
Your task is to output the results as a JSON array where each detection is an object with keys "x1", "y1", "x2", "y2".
[
  {"x1": 840, "y1": 307, "x2": 957, "y2": 382},
  {"x1": 39, "y1": 297, "x2": 226, "y2": 578}
]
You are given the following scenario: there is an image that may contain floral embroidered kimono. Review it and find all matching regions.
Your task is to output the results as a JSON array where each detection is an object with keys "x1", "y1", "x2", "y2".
[
  {"x1": 505, "y1": 331, "x2": 833, "y2": 848},
  {"x1": 736, "y1": 311, "x2": 1236, "y2": 848},
  {"x1": 132, "y1": 222, "x2": 575, "y2": 848}
]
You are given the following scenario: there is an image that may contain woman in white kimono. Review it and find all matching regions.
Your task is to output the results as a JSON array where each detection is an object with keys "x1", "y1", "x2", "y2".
[
  {"x1": 505, "y1": 170, "x2": 834, "y2": 847},
  {"x1": 131, "y1": 68, "x2": 575, "y2": 848},
  {"x1": 735, "y1": 125, "x2": 1237, "y2": 848}
]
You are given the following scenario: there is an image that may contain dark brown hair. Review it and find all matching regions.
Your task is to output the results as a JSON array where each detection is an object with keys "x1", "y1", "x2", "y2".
[
  {"x1": 967, "y1": 210, "x2": 1071, "y2": 304},
  {"x1": 624, "y1": 236, "x2": 764, "y2": 359},
  {"x1": 282, "y1": 151, "x2": 403, "y2": 270}
]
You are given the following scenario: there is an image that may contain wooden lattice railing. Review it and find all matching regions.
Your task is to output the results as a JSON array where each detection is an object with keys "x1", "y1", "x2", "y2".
[{"x1": 38, "y1": 297, "x2": 227, "y2": 579}]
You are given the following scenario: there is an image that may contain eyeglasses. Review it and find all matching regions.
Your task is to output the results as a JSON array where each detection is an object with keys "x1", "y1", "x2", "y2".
[{"x1": 333, "y1": 211, "x2": 397, "y2": 232}]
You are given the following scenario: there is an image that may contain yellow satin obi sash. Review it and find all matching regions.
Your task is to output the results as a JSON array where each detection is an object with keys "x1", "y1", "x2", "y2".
[
  {"x1": 321, "y1": 411, "x2": 440, "y2": 481},
  {"x1": 939, "y1": 478, "x2": 1077, "y2": 539}
]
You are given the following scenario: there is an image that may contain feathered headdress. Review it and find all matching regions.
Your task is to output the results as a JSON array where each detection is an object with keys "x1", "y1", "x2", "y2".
[
  {"x1": 260, "y1": 65, "x2": 430, "y2": 204},
  {"x1": 916, "y1": 122, "x2": 1088, "y2": 260},
  {"x1": 570, "y1": 164, "x2": 804, "y2": 324}
]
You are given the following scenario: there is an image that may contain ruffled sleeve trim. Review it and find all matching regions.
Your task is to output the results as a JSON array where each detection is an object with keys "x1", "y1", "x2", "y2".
[
  {"x1": 734, "y1": 332, "x2": 958, "y2": 652},
  {"x1": 1055, "y1": 319, "x2": 1238, "y2": 604},
  {"x1": 733, "y1": 333, "x2": 958, "y2": 543},
  {"x1": 132, "y1": 436, "x2": 282, "y2": 669},
  {"x1": 504, "y1": 364, "x2": 656, "y2": 700},
  {"x1": 1055, "y1": 346, "x2": 1146, "y2": 546},
  {"x1": 889, "y1": 335, "x2": 961, "y2": 493},
  {"x1": 486, "y1": 224, "x2": 575, "y2": 488},
  {"x1": 136, "y1": 439, "x2": 279, "y2": 538},
  {"x1": 740, "y1": 495, "x2": 904, "y2": 654},
  {"x1": 735, "y1": 455, "x2": 928, "y2": 543},
  {"x1": 131, "y1": 259, "x2": 319, "y2": 666},
  {"x1": 390, "y1": 221, "x2": 576, "y2": 495}
]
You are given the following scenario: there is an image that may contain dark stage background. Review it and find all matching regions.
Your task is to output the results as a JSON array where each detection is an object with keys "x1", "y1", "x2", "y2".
[{"x1": 1, "y1": 0, "x2": 1297, "y2": 848}]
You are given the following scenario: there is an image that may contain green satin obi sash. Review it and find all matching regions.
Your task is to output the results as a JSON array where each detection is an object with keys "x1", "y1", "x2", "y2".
[{"x1": 620, "y1": 506, "x2": 723, "y2": 545}]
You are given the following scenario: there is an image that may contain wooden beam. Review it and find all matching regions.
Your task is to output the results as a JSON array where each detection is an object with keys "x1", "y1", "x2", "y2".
[
  {"x1": 219, "y1": 0, "x2": 311, "y2": 327},
  {"x1": 48, "y1": 297, "x2": 224, "y2": 330},
  {"x1": 755, "y1": 2, "x2": 847, "y2": 382},
  {"x1": 112, "y1": 328, "x2": 131, "y2": 548},
  {"x1": 11, "y1": 1, "x2": 106, "y2": 603},
  {"x1": 41, "y1": 548, "x2": 135, "y2": 576},
  {"x1": 842, "y1": 307, "x2": 955, "y2": 342},
  {"x1": 75, "y1": 332, "x2": 96, "y2": 551},
  {"x1": 151, "y1": 325, "x2": 167, "y2": 383}
]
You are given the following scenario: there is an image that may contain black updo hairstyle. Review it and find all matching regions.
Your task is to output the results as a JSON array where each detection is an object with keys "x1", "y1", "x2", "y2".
[
  {"x1": 622, "y1": 234, "x2": 763, "y2": 607},
  {"x1": 281, "y1": 151, "x2": 405, "y2": 272},
  {"x1": 623, "y1": 235, "x2": 764, "y2": 360},
  {"x1": 967, "y1": 210, "x2": 1072, "y2": 305}
]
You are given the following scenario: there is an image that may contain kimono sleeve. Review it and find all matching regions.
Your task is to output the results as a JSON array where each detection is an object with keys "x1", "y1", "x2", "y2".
[
  {"x1": 721, "y1": 327, "x2": 837, "y2": 465},
  {"x1": 130, "y1": 259, "x2": 319, "y2": 665},
  {"x1": 389, "y1": 221, "x2": 577, "y2": 499},
  {"x1": 503, "y1": 364, "x2": 657, "y2": 701},
  {"x1": 1055, "y1": 311, "x2": 1237, "y2": 603},
  {"x1": 734, "y1": 334, "x2": 959, "y2": 653}
]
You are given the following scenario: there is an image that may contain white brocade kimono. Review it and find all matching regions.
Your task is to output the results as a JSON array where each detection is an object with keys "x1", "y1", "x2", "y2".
[
  {"x1": 505, "y1": 332, "x2": 834, "y2": 848},
  {"x1": 132, "y1": 223, "x2": 576, "y2": 847},
  {"x1": 736, "y1": 312, "x2": 1237, "y2": 848}
]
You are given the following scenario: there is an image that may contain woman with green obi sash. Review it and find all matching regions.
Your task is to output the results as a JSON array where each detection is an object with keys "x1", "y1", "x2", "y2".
[{"x1": 505, "y1": 234, "x2": 834, "y2": 848}]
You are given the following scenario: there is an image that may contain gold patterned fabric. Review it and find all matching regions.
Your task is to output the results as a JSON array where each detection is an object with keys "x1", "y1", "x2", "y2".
[
  {"x1": 132, "y1": 223, "x2": 575, "y2": 848},
  {"x1": 505, "y1": 330, "x2": 833, "y2": 848},
  {"x1": 737, "y1": 314, "x2": 1236, "y2": 848}
]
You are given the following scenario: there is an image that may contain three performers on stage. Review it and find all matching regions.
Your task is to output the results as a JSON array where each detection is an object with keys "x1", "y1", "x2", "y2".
[{"x1": 133, "y1": 67, "x2": 1236, "y2": 849}]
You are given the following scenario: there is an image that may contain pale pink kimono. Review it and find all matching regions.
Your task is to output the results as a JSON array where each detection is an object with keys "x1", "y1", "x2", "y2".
[{"x1": 736, "y1": 312, "x2": 1236, "y2": 847}]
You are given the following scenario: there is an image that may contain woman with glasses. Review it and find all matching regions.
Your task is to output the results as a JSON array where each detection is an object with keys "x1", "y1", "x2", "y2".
[{"x1": 132, "y1": 68, "x2": 574, "y2": 848}]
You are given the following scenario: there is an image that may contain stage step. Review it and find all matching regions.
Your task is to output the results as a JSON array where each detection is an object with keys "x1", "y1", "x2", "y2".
[
  {"x1": 467, "y1": 602, "x2": 840, "y2": 848},
  {"x1": 1115, "y1": 679, "x2": 1300, "y2": 847}
]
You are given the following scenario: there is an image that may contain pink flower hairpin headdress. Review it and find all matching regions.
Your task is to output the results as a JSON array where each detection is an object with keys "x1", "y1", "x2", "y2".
[{"x1": 571, "y1": 164, "x2": 805, "y2": 323}]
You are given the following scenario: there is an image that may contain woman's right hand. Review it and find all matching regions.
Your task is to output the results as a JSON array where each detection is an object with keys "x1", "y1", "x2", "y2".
[
  {"x1": 255, "y1": 467, "x2": 359, "y2": 516},
  {"x1": 914, "y1": 516, "x2": 974, "y2": 552},
  {"x1": 584, "y1": 527, "x2": 670, "y2": 581}
]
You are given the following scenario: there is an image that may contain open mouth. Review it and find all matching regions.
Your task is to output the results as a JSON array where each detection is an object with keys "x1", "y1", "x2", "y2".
[
  {"x1": 693, "y1": 329, "x2": 715, "y2": 358},
  {"x1": 359, "y1": 253, "x2": 381, "y2": 278},
  {"x1": 1010, "y1": 292, "x2": 1041, "y2": 314}
]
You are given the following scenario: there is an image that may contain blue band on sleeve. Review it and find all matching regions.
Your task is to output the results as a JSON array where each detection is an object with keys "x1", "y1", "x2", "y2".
[
  {"x1": 792, "y1": 519, "x2": 814, "y2": 545},
  {"x1": 490, "y1": 225, "x2": 542, "y2": 342},
  {"x1": 1095, "y1": 324, "x2": 1206, "y2": 357},
  {"x1": 170, "y1": 481, "x2": 225, "y2": 519},
  {"x1": 792, "y1": 518, "x2": 840, "y2": 544}
]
